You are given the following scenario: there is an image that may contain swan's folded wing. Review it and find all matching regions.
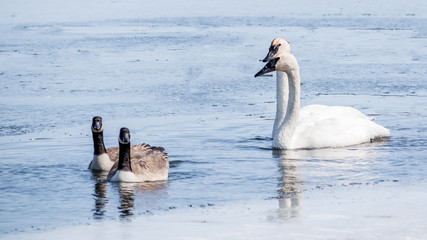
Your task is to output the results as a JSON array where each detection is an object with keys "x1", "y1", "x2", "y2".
[
  {"x1": 300, "y1": 105, "x2": 370, "y2": 122},
  {"x1": 294, "y1": 105, "x2": 390, "y2": 149}
]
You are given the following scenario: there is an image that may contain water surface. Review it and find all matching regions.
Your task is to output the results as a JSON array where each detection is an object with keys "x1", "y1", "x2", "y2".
[{"x1": 1, "y1": 0, "x2": 427, "y2": 238}]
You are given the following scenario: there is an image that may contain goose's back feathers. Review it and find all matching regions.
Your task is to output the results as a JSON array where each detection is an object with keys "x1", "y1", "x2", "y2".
[
  {"x1": 106, "y1": 146, "x2": 119, "y2": 161},
  {"x1": 291, "y1": 104, "x2": 390, "y2": 149},
  {"x1": 107, "y1": 143, "x2": 169, "y2": 182}
]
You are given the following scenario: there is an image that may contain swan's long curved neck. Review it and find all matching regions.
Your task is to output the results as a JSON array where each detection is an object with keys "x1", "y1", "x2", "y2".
[
  {"x1": 273, "y1": 71, "x2": 289, "y2": 136},
  {"x1": 273, "y1": 69, "x2": 301, "y2": 149}
]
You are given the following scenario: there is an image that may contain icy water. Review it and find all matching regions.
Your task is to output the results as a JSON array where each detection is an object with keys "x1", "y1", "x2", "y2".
[{"x1": 1, "y1": 0, "x2": 427, "y2": 239}]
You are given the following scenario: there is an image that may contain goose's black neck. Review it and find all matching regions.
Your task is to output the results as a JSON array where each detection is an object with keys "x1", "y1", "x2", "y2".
[
  {"x1": 118, "y1": 142, "x2": 132, "y2": 172},
  {"x1": 92, "y1": 131, "x2": 107, "y2": 155}
]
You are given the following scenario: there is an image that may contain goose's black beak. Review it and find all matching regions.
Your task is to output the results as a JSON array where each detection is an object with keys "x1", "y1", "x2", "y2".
[
  {"x1": 254, "y1": 57, "x2": 280, "y2": 77},
  {"x1": 262, "y1": 44, "x2": 281, "y2": 62}
]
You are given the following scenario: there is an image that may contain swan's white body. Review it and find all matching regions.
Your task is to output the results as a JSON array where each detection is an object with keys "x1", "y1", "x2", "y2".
[
  {"x1": 258, "y1": 41, "x2": 390, "y2": 149},
  {"x1": 281, "y1": 104, "x2": 390, "y2": 149}
]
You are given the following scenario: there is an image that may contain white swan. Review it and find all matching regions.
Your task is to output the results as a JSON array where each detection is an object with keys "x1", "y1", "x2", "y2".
[
  {"x1": 107, "y1": 127, "x2": 169, "y2": 182},
  {"x1": 255, "y1": 40, "x2": 390, "y2": 149}
]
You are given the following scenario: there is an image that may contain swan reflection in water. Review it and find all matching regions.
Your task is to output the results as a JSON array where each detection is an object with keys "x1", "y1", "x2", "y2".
[
  {"x1": 91, "y1": 171, "x2": 168, "y2": 220},
  {"x1": 274, "y1": 150, "x2": 303, "y2": 220},
  {"x1": 273, "y1": 141, "x2": 389, "y2": 220}
]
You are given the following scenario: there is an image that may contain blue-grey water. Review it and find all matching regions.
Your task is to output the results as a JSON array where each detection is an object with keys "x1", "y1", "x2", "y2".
[{"x1": 1, "y1": 0, "x2": 427, "y2": 238}]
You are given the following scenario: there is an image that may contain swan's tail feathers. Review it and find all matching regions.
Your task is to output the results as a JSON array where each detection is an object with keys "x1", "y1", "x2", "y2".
[{"x1": 373, "y1": 124, "x2": 391, "y2": 140}]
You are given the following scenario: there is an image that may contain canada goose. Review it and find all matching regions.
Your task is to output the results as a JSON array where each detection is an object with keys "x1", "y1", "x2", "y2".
[
  {"x1": 89, "y1": 116, "x2": 118, "y2": 171},
  {"x1": 107, "y1": 127, "x2": 169, "y2": 182}
]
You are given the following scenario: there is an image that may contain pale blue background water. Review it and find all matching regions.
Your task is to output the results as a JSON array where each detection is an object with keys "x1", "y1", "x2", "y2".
[{"x1": 1, "y1": 0, "x2": 426, "y2": 236}]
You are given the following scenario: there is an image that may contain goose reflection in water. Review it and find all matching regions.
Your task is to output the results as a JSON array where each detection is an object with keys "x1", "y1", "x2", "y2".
[
  {"x1": 116, "y1": 182, "x2": 168, "y2": 219},
  {"x1": 274, "y1": 150, "x2": 303, "y2": 220},
  {"x1": 92, "y1": 171, "x2": 109, "y2": 219},
  {"x1": 117, "y1": 183, "x2": 135, "y2": 218},
  {"x1": 91, "y1": 174, "x2": 168, "y2": 220}
]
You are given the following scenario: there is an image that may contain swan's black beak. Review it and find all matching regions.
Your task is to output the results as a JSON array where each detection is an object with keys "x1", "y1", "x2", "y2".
[
  {"x1": 254, "y1": 57, "x2": 280, "y2": 77},
  {"x1": 119, "y1": 127, "x2": 131, "y2": 144},
  {"x1": 262, "y1": 44, "x2": 281, "y2": 62},
  {"x1": 262, "y1": 51, "x2": 275, "y2": 63}
]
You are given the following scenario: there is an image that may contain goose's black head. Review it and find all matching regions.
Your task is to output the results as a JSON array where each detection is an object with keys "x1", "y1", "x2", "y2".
[
  {"x1": 92, "y1": 116, "x2": 103, "y2": 132},
  {"x1": 119, "y1": 127, "x2": 131, "y2": 144},
  {"x1": 254, "y1": 57, "x2": 280, "y2": 77}
]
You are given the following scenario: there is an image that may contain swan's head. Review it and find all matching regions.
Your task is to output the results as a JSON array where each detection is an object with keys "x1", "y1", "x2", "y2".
[
  {"x1": 255, "y1": 53, "x2": 298, "y2": 77},
  {"x1": 119, "y1": 127, "x2": 131, "y2": 144},
  {"x1": 92, "y1": 116, "x2": 104, "y2": 133},
  {"x1": 262, "y1": 38, "x2": 291, "y2": 62}
]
